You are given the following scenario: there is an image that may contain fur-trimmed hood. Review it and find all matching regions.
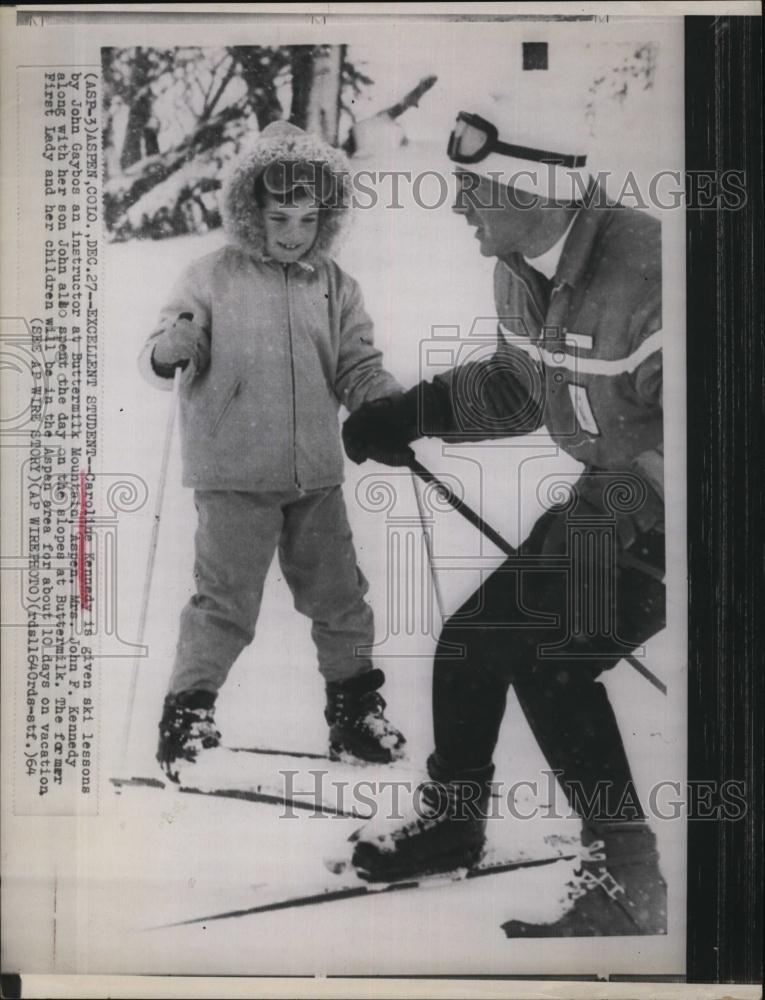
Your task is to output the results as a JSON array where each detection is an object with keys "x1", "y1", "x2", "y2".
[{"x1": 221, "y1": 120, "x2": 351, "y2": 266}]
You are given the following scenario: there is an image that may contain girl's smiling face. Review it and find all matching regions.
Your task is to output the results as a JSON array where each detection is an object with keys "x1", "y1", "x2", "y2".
[{"x1": 262, "y1": 189, "x2": 321, "y2": 263}]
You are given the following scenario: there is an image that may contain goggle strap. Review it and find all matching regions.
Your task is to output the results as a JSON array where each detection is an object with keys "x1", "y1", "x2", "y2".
[
  {"x1": 450, "y1": 118, "x2": 586, "y2": 170},
  {"x1": 492, "y1": 138, "x2": 586, "y2": 170}
]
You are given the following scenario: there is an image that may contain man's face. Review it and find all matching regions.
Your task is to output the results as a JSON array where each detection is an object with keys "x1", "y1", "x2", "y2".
[
  {"x1": 452, "y1": 172, "x2": 547, "y2": 259},
  {"x1": 262, "y1": 190, "x2": 321, "y2": 263}
]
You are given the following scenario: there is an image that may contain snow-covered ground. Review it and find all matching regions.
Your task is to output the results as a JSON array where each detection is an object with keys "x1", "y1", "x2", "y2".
[{"x1": 77, "y1": 138, "x2": 686, "y2": 976}]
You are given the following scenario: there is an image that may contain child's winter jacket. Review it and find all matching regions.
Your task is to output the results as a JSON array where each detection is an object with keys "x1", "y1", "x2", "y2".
[{"x1": 139, "y1": 121, "x2": 401, "y2": 492}]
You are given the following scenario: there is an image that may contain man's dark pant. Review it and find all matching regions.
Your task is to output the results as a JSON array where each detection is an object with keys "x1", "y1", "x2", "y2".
[{"x1": 432, "y1": 509, "x2": 665, "y2": 823}]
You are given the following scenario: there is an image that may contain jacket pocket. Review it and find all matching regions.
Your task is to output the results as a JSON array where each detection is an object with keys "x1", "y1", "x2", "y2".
[{"x1": 211, "y1": 378, "x2": 243, "y2": 438}]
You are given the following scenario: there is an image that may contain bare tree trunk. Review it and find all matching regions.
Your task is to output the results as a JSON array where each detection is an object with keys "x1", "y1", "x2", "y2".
[
  {"x1": 119, "y1": 47, "x2": 156, "y2": 170},
  {"x1": 289, "y1": 46, "x2": 314, "y2": 129},
  {"x1": 143, "y1": 117, "x2": 159, "y2": 156},
  {"x1": 103, "y1": 105, "x2": 122, "y2": 181},
  {"x1": 305, "y1": 45, "x2": 343, "y2": 143},
  {"x1": 120, "y1": 90, "x2": 153, "y2": 170}
]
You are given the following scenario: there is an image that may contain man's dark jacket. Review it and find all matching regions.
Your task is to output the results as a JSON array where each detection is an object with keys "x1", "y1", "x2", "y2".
[{"x1": 416, "y1": 202, "x2": 663, "y2": 544}]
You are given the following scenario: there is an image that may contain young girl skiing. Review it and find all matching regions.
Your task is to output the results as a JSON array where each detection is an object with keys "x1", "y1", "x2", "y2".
[{"x1": 138, "y1": 121, "x2": 406, "y2": 780}]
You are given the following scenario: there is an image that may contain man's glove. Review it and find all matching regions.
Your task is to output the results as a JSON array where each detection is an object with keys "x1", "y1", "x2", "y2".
[
  {"x1": 152, "y1": 313, "x2": 210, "y2": 382},
  {"x1": 342, "y1": 393, "x2": 419, "y2": 467}
]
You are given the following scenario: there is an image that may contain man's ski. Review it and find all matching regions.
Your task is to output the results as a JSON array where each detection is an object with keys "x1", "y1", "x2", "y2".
[{"x1": 154, "y1": 837, "x2": 581, "y2": 929}]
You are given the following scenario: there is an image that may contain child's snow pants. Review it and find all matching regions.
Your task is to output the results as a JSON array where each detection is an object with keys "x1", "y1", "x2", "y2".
[{"x1": 168, "y1": 486, "x2": 375, "y2": 694}]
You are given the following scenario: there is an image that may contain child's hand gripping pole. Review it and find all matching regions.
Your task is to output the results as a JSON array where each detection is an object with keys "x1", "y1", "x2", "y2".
[
  {"x1": 121, "y1": 367, "x2": 183, "y2": 765},
  {"x1": 406, "y1": 456, "x2": 667, "y2": 696}
]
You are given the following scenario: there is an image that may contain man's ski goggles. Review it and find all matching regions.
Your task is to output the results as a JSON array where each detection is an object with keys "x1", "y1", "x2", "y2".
[{"x1": 447, "y1": 112, "x2": 587, "y2": 170}]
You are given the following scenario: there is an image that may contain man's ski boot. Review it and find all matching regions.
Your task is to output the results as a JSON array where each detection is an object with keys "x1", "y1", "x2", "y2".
[
  {"x1": 502, "y1": 821, "x2": 667, "y2": 937},
  {"x1": 350, "y1": 756, "x2": 494, "y2": 881},
  {"x1": 325, "y1": 668, "x2": 406, "y2": 764},
  {"x1": 156, "y1": 689, "x2": 221, "y2": 783}
]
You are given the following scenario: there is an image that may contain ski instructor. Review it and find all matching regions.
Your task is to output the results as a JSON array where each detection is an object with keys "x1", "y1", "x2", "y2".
[{"x1": 341, "y1": 100, "x2": 667, "y2": 937}]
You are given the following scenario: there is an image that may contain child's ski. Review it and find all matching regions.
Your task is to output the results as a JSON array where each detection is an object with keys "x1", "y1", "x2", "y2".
[
  {"x1": 110, "y1": 745, "x2": 427, "y2": 819},
  {"x1": 230, "y1": 744, "x2": 415, "y2": 769},
  {"x1": 109, "y1": 773, "x2": 357, "y2": 817},
  {"x1": 154, "y1": 837, "x2": 581, "y2": 929},
  {"x1": 230, "y1": 745, "x2": 333, "y2": 761}
]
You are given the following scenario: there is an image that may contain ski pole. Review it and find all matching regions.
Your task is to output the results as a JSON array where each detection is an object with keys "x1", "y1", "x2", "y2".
[
  {"x1": 410, "y1": 471, "x2": 447, "y2": 623},
  {"x1": 121, "y1": 366, "x2": 183, "y2": 763},
  {"x1": 407, "y1": 457, "x2": 666, "y2": 696},
  {"x1": 408, "y1": 457, "x2": 514, "y2": 558}
]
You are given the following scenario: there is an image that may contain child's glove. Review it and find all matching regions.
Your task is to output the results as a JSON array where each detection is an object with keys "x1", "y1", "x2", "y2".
[
  {"x1": 152, "y1": 313, "x2": 210, "y2": 381},
  {"x1": 342, "y1": 394, "x2": 418, "y2": 467}
]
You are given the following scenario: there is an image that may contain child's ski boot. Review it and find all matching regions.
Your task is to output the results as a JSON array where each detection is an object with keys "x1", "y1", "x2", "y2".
[
  {"x1": 156, "y1": 689, "x2": 221, "y2": 783},
  {"x1": 325, "y1": 668, "x2": 406, "y2": 764}
]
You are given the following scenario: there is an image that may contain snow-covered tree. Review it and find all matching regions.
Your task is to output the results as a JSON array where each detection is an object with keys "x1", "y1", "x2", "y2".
[{"x1": 102, "y1": 45, "x2": 372, "y2": 241}]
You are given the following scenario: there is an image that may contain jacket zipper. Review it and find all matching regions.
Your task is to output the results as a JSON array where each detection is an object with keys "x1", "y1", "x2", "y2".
[
  {"x1": 283, "y1": 266, "x2": 301, "y2": 489},
  {"x1": 211, "y1": 379, "x2": 242, "y2": 437}
]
